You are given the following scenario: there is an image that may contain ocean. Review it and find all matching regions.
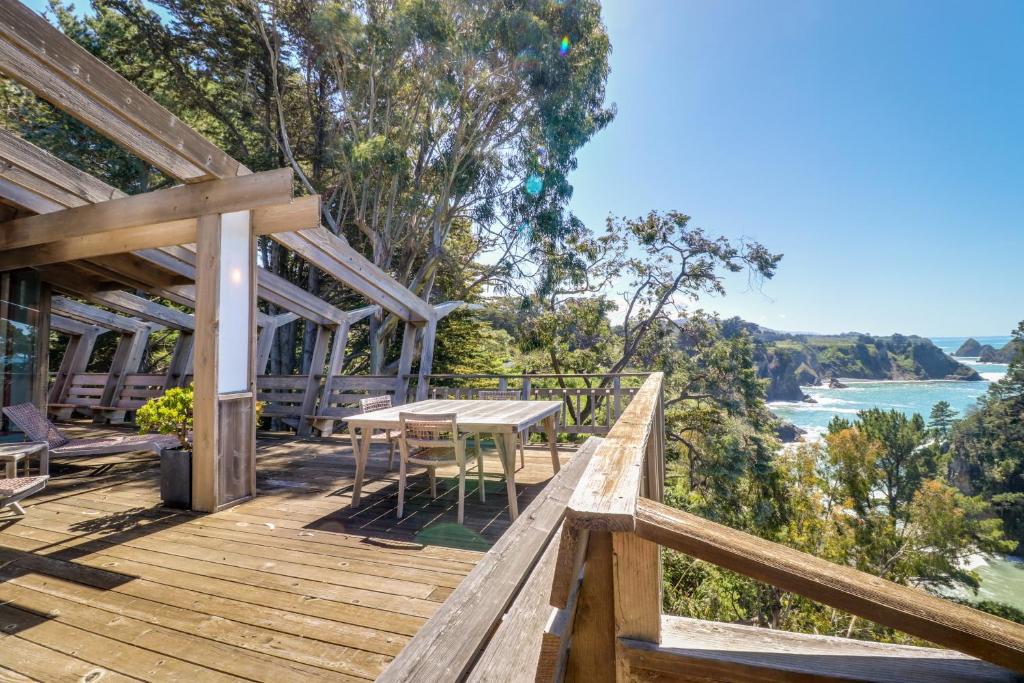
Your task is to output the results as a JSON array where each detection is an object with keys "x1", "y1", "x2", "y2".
[{"x1": 769, "y1": 335, "x2": 1024, "y2": 610}]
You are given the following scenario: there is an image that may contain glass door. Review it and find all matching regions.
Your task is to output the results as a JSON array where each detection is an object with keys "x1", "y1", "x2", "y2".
[{"x1": 0, "y1": 270, "x2": 42, "y2": 435}]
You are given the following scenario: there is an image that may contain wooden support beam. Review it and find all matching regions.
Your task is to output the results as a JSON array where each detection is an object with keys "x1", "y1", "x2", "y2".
[
  {"x1": 395, "y1": 321, "x2": 420, "y2": 405},
  {"x1": 0, "y1": 126, "x2": 121, "y2": 206},
  {"x1": 47, "y1": 326, "x2": 102, "y2": 407},
  {"x1": 0, "y1": 168, "x2": 292, "y2": 251},
  {"x1": 254, "y1": 313, "x2": 298, "y2": 374},
  {"x1": 273, "y1": 228, "x2": 433, "y2": 322},
  {"x1": 95, "y1": 324, "x2": 154, "y2": 423},
  {"x1": 51, "y1": 296, "x2": 144, "y2": 334},
  {"x1": 165, "y1": 331, "x2": 194, "y2": 388},
  {"x1": 0, "y1": 194, "x2": 318, "y2": 271},
  {"x1": 414, "y1": 318, "x2": 438, "y2": 402},
  {"x1": 296, "y1": 324, "x2": 331, "y2": 437},
  {"x1": 0, "y1": 2, "x2": 242, "y2": 182},
  {"x1": 49, "y1": 313, "x2": 97, "y2": 337}
]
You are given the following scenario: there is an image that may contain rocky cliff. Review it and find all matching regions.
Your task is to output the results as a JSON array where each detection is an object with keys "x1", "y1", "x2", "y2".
[
  {"x1": 979, "y1": 339, "x2": 1023, "y2": 364},
  {"x1": 955, "y1": 338, "x2": 983, "y2": 356},
  {"x1": 736, "y1": 325, "x2": 983, "y2": 401}
]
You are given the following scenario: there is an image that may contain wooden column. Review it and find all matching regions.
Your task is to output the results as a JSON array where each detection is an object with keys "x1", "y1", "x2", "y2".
[
  {"x1": 192, "y1": 211, "x2": 257, "y2": 513},
  {"x1": 96, "y1": 324, "x2": 154, "y2": 423},
  {"x1": 296, "y1": 324, "x2": 331, "y2": 437},
  {"x1": 395, "y1": 321, "x2": 419, "y2": 405},
  {"x1": 316, "y1": 320, "x2": 350, "y2": 437},
  {"x1": 49, "y1": 328, "x2": 101, "y2": 406},
  {"x1": 414, "y1": 318, "x2": 438, "y2": 401},
  {"x1": 32, "y1": 283, "x2": 51, "y2": 411},
  {"x1": 165, "y1": 331, "x2": 194, "y2": 388}
]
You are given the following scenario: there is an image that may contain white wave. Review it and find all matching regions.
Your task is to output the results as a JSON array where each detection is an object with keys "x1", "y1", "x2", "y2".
[{"x1": 982, "y1": 372, "x2": 1007, "y2": 382}]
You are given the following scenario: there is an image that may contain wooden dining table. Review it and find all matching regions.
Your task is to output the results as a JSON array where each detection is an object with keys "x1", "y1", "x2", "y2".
[{"x1": 345, "y1": 398, "x2": 562, "y2": 520}]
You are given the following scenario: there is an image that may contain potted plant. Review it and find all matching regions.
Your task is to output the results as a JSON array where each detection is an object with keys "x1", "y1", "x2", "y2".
[{"x1": 137, "y1": 386, "x2": 193, "y2": 508}]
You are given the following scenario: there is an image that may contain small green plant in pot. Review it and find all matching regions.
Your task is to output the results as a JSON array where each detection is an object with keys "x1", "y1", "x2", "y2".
[
  {"x1": 137, "y1": 386, "x2": 193, "y2": 508},
  {"x1": 137, "y1": 386, "x2": 193, "y2": 450}
]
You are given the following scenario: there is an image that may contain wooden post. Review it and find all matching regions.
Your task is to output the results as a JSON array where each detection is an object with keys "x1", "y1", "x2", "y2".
[
  {"x1": 49, "y1": 328, "x2": 101, "y2": 406},
  {"x1": 165, "y1": 331, "x2": 194, "y2": 388},
  {"x1": 612, "y1": 532, "x2": 662, "y2": 680},
  {"x1": 192, "y1": 211, "x2": 257, "y2": 513},
  {"x1": 96, "y1": 324, "x2": 153, "y2": 423},
  {"x1": 296, "y1": 324, "x2": 331, "y2": 437},
  {"x1": 33, "y1": 283, "x2": 51, "y2": 412},
  {"x1": 414, "y1": 318, "x2": 437, "y2": 401},
  {"x1": 254, "y1": 321, "x2": 276, "y2": 376},
  {"x1": 395, "y1": 321, "x2": 419, "y2": 405},
  {"x1": 565, "y1": 531, "x2": 615, "y2": 683},
  {"x1": 316, "y1": 320, "x2": 350, "y2": 437}
]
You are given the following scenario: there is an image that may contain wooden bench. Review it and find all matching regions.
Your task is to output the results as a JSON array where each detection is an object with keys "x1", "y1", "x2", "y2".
[
  {"x1": 91, "y1": 373, "x2": 169, "y2": 424},
  {"x1": 305, "y1": 376, "x2": 404, "y2": 436},
  {"x1": 256, "y1": 375, "x2": 310, "y2": 430},
  {"x1": 56, "y1": 372, "x2": 108, "y2": 418}
]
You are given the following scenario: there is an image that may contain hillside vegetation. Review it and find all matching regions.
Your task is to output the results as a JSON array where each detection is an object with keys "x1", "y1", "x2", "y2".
[{"x1": 735, "y1": 326, "x2": 982, "y2": 401}]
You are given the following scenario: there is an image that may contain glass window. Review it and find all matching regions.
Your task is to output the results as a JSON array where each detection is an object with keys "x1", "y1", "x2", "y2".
[{"x1": 1, "y1": 270, "x2": 42, "y2": 436}]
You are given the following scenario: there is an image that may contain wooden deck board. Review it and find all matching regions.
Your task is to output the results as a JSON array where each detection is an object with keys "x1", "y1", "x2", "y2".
[{"x1": 0, "y1": 426, "x2": 577, "y2": 681}]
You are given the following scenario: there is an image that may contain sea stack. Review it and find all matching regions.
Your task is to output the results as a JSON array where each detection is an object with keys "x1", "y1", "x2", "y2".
[{"x1": 954, "y1": 338, "x2": 982, "y2": 356}]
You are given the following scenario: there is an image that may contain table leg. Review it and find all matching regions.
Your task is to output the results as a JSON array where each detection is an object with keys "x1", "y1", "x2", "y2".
[
  {"x1": 544, "y1": 414, "x2": 560, "y2": 473},
  {"x1": 351, "y1": 426, "x2": 372, "y2": 507},
  {"x1": 4, "y1": 460, "x2": 13, "y2": 479},
  {"x1": 496, "y1": 432, "x2": 519, "y2": 521}
]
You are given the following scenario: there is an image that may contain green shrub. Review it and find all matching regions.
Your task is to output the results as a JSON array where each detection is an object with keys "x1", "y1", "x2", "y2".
[{"x1": 137, "y1": 386, "x2": 193, "y2": 451}]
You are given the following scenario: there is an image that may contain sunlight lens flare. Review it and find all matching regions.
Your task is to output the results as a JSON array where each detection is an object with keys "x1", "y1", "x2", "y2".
[
  {"x1": 525, "y1": 174, "x2": 544, "y2": 196},
  {"x1": 559, "y1": 35, "x2": 570, "y2": 55}
]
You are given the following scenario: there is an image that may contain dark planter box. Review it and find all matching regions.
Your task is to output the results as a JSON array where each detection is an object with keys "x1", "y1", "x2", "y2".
[{"x1": 160, "y1": 447, "x2": 192, "y2": 509}]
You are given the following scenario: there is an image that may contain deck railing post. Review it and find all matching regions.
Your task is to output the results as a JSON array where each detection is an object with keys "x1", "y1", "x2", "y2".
[{"x1": 522, "y1": 375, "x2": 531, "y2": 400}]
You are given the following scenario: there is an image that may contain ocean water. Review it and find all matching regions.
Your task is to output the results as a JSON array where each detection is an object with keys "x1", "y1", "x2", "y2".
[
  {"x1": 770, "y1": 335, "x2": 1024, "y2": 610},
  {"x1": 770, "y1": 336, "x2": 1012, "y2": 438}
]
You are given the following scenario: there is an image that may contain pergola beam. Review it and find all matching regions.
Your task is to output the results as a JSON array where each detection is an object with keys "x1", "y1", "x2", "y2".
[
  {"x1": 273, "y1": 228, "x2": 433, "y2": 322},
  {"x1": 0, "y1": 2, "x2": 242, "y2": 181},
  {"x1": 52, "y1": 295, "x2": 149, "y2": 334},
  {"x1": 0, "y1": 194, "x2": 319, "y2": 271}
]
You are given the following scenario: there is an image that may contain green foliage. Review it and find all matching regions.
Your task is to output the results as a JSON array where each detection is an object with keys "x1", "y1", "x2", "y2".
[
  {"x1": 951, "y1": 321, "x2": 1024, "y2": 551},
  {"x1": 136, "y1": 386, "x2": 193, "y2": 451},
  {"x1": 430, "y1": 311, "x2": 515, "y2": 382},
  {"x1": 929, "y1": 400, "x2": 958, "y2": 440}
]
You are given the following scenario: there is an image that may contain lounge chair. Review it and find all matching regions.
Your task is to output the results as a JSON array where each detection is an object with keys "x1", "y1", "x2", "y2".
[
  {"x1": 0, "y1": 475, "x2": 48, "y2": 517},
  {"x1": 2, "y1": 403, "x2": 178, "y2": 459}
]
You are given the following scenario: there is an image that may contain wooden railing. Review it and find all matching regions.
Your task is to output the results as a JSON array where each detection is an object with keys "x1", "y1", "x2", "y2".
[
  {"x1": 382, "y1": 371, "x2": 1024, "y2": 682},
  {"x1": 419, "y1": 373, "x2": 651, "y2": 437}
]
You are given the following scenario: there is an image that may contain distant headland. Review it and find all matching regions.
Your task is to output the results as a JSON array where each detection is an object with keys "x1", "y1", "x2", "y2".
[{"x1": 721, "y1": 320, "x2": 982, "y2": 402}]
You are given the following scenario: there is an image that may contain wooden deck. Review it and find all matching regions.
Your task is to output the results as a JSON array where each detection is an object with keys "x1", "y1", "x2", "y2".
[{"x1": 0, "y1": 427, "x2": 577, "y2": 681}]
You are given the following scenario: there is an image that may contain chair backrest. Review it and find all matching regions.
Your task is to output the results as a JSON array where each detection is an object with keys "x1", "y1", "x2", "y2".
[
  {"x1": 477, "y1": 389, "x2": 522, "y2": 400},
  {"x1": 2, "y1": 403, "x2": 68, "y2": 448},
  {"x1": 360, "y1": 394, "x2": 393, "y2": 414},
  {"x1": 399, "y1": 412, "x2": 459, "y2": 449}
]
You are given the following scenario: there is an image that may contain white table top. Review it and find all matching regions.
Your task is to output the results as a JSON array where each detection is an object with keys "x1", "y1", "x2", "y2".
[
  {"x1": 0, "y1": 442, "x2": 46, "y2": 458},
  {"x1": 346, "y1": 399, "x2": 562, "y2": 432}
]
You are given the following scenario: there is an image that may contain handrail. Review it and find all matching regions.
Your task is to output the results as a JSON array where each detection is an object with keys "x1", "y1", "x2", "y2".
[
  {"x1": 563, "y1": 372, "x2": 665, "y2": 531},
  {"x1": 634, "y1": 497, "x2": 1024, "y2": 674}
]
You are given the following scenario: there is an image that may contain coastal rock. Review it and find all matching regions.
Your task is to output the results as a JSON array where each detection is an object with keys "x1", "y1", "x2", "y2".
[
  {"x1": 775, "y1": 420, "x2": 806, "y2": 443},
  {"x1": 955, "y1": 338, "x2": 983, "y2": 356},
  {"x1": 801, "y1": 395, "x2": 817, "y2": 403},
  {"x1": 753, "y1": 329, "x2": 982, "y2": 395},
  {"x1": 979, "y1": 339, "x2": 1022, "y2": 364},
  {"x1": 829, "y1": 377, "x2": 848, "y2": 389}
]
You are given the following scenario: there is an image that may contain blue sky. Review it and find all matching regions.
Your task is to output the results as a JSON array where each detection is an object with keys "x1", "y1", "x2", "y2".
[
  {"x1": 21, "y1": 0, "x2": 1023, "y2": 336},
  {"x1": 569, "y1": 1, "x2": 1024, "y2": 336}
]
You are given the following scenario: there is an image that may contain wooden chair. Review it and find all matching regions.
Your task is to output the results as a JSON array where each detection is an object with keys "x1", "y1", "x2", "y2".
[
  {"x1": 2, "y1": 403, "x2": 178, "y2": 459},
  {"x1": 357, "y1": 395, "x2": 400, "y2": 470},
  {"x1": 396, "y1": 412, "x2": 483, "y2": 525},
  {"x1": 477, "y1": 389, "x2": 527, "y2": 468},
  {"x1": 0, "y1": 475, "x2": 49, "y2": 518}
]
